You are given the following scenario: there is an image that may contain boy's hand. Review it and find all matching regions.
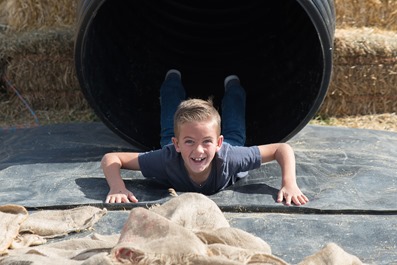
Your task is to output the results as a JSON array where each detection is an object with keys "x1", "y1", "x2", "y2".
[
  {"x1": 277, "y1": 184, "x2": 309, "y2": 206},
  {"x1": 106, "y1": 188, "x2": 138, "y2": 203}
]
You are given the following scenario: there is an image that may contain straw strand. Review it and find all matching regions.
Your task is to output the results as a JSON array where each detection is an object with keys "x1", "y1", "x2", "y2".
[{"x1": 2, "y1": 74, "x2": 40, "y2": 127}]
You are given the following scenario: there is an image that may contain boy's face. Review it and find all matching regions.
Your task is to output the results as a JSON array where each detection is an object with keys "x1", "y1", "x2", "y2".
[{"x1": 172, "y1": 119, "x2": 223, "y2": 179}]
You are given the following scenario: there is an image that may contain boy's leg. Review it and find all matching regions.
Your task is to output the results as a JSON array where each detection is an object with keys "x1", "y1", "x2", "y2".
[
  {"x1": 160, "y1": 69, "x2": 186, "y2": 147},
  {"x1": 222, "y1": 75, "x2": 246, "y2": 146}
]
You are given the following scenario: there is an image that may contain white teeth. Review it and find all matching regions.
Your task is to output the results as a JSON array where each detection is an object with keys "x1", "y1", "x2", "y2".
[{"x1": 192, "y1": 158, "x2": 205, "y2": 161}]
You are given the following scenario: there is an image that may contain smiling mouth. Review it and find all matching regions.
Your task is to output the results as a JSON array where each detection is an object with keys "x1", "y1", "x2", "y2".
[{"x1": 192, "y1": 157, "x2": 205, "y2": 162}]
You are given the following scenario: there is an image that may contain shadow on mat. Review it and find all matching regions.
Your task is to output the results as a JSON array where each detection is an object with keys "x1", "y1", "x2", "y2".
[
  {"x1": 75, "y1": 178, "x2": 279, "y2": 204},
  {"x1": 228, "y1": 183, "x2": 279, "y2": 202},
  {"x1": 75, "y1": 178, "x2": 170, "y2": 202}
]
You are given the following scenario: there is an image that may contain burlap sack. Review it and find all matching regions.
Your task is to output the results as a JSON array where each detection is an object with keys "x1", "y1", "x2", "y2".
[
  {"x1": 207, "y1": 244, "x2": 288, "y2": 265},
  {"x1": 11, "y1": 233, "x2": 47, "y2": 249},
  {"x1": 19, "y1": 206, "x2": 107, "y2": 238},
  {"x1": 196, "y1": 227, "x2": 271, "y2": 254},
  {"x1": 112, "y1": 206, "x2": 208, "y2": 263},
  {"x1": 149, "y1": 192, "x2": 230, "y2": 231},
  {"x1": 110, "y1": 193, "x2": 287, "y2": 265},
  {"x1": 1, "y1": 204, "x2": 107, "y2": 257},
  {"x1": 0, "y1": 233, "x2": 118, "y2": 265},
  {"x1": 0, "y1": 205, "x2": 28, "y2": 255},
  {"x1": 298, "y1": 242, "x2": 364, "y2": 265}
]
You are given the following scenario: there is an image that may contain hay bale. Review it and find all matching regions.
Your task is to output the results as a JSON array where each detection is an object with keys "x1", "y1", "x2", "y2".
[
  {"x1": 335, "y1": 0, "x2": 397, "y2": 30},
  {"x1": 2, "y1": 0, "x2": 77, "y2": 32},
  {"x1": 0, "y1": 28, "x2": 92, "y2": 126},
  {"x1": 333, "y1": 27, "x2": 397, "y2": 64},
  {"x1": 319, "y1": 27, "x2": 397, "y2": 116},
  {"x1": 0, "y1": 28, "x2": 81, "y2": 91},
  {"x1": 0, "y1": 0, "x2": 7, "y2": 31}
]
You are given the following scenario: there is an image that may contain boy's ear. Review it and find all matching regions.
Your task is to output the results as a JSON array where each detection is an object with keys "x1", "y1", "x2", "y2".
[
  {"x1": 216, "y1": 135, "x2": 224, "y2": 150},
  {"x1": 172, "y1": 137, "x2": 181, "y2": 152}
]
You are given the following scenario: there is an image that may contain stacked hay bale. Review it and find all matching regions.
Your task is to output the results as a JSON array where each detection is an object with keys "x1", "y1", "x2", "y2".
[
  {"x1": 318, "y1": 0, "x2": 397, "y2": 117},
  {"x1": 0, "y1": 0, "x2": 94, "y2": 127}
]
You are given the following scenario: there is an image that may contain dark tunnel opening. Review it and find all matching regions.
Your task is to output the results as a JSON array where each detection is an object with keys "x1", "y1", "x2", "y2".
[{"x1": 75, "y1": 0, "x2": 334, "y2": 150}]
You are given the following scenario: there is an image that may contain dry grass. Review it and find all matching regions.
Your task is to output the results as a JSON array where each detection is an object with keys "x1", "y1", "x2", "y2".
[{"x1": 310, "y1": 113, "x2": 397, "y2": 132}]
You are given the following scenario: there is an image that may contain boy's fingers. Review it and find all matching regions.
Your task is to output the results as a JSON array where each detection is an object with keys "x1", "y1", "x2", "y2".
[
  {"x1": 292, "y1": 194, "x2": 309, "y2": 206},
  {"x1": 277, "y1": 190, "x2": 292, "y2": 206},
  {"x1": 285, "y1": 195, "x2": 292, "y2": 206},
  {"x1": 276, "y1": 191, "x2": 284, "y2": 203},
  {"x1": 300, "y1": 194, "x2": 309, "y2": 204},
  {"x1": 291, "y1": 196, "x2": 301, "y2": 206},
  {"x1": 128, "y1": 193, "x2": 138, "y2": 203},
  {"x1": 107, "y1": 195, "x2": 116, "y2": 204},
  {"x1": 106, "y1": 194, "x2": 126, "y2": 203},
  {"x1": 105, "y1": 190, "x2": 138, "y2": 203},
  {"x1": 295, "y1": 194, "x2": 309, "y2": 205},
  {"x1": 118, "y1": 194, "x2": 131, "y2": 203}
]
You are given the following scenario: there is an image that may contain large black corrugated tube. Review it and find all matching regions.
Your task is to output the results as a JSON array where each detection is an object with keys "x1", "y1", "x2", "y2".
[{"x1": 75, "y1": 0, "x2": 335, "y2": 150}]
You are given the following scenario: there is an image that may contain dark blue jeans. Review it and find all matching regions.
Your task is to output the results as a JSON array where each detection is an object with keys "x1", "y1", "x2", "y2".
[{"x1": 160, "y1": 74, "x2": 246, "y2": 147}]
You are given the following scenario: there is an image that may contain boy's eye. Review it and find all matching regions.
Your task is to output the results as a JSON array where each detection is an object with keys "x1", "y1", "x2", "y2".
[
  {"x1": 185, "y1": 140, "x2": 194, "y2": 145},
  {"x1": 203, "y1": 139, "x2": 213, "y2": 144}
]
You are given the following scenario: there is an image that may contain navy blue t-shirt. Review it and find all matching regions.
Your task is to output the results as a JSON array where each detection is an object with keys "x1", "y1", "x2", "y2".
[{"x1": 138, "y1": 142, "x2": 261, "y2": 195}]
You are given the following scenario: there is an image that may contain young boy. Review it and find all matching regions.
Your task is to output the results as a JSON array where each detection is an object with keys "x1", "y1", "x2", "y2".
[{"x1": 101, "y1": 70, "x2": 309, "y2": 206}]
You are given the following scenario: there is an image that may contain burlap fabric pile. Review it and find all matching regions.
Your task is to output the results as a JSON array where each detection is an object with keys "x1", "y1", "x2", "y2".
[{"x1": 0, "y1": 193, "x2": 365, "y2": 264}]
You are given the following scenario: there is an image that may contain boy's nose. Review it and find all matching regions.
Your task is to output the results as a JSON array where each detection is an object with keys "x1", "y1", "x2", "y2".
[{"x1": 194, "y1": 144, "x2": 204, "y2": 153}]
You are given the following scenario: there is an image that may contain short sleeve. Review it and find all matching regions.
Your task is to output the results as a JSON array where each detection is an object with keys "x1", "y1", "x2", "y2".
[
  {"x1": 138, "y1": 149, "x2": 169, "y2": 185},
  {"x1": 227, "y1": 145, "x2": 261, "y2": 172}
]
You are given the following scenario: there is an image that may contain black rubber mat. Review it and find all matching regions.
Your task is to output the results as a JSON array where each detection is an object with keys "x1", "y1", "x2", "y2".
[{"x1": 1, "y1": 122, "x2": 396, "y2": 264}]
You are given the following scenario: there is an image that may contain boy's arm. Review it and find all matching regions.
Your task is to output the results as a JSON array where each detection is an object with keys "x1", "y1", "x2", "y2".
[
  {"x1": 258, "y1": 143, "x2": 309, "y2": 206},
  {"x1": 101, "y1": 152, "x2": 141, "y2": 203}
]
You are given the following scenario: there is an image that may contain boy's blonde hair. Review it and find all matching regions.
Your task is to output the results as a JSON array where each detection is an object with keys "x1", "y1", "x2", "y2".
[{"x1": 173, "y1": 98, "x2": 221, "y2": 137}]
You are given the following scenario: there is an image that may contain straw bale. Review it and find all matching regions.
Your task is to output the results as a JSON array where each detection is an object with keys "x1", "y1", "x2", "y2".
[
  {"x1": 3, "y1": 0, "x2": 77, "y2": 32},
  {"x1": 6, "y1": 54, "x2": 79, "y2": 92},
  {"x1": 319, "y1": 64, "x2": 397, "y2": 116},
  {"x1": 0, "y1": 100, "x2": 96, "y2": 127},
  {"x1": 0, "y1": 29, "x2": 79, "y2": 88},
  {"x1": 335, "y1": 0, "x2": 397, "y2": 30},
  {"x1": 0, "y1": 29, "x2": 75, "y2": 95},
  {"x1": 0, "y1": 28, "x2": 91, "y2": 126},
  {"x1": 0, "y1": 0, "x2": 7, "y2": 31},
  {"x1": 18, "y1": 90, "x2": 88, "y2": 110},
  {"x1": 0, "y1": 83, "x2": 95, "y2": 127},
  {"x1": 318, "y1": 27, "x2": 397, "y2": 117},
  {"x1": 333, "y1": 27, "x2": 397, "y2": 65},
  {"x1": 0, "y1": 28, "x2": 74, "y2": 58}
]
